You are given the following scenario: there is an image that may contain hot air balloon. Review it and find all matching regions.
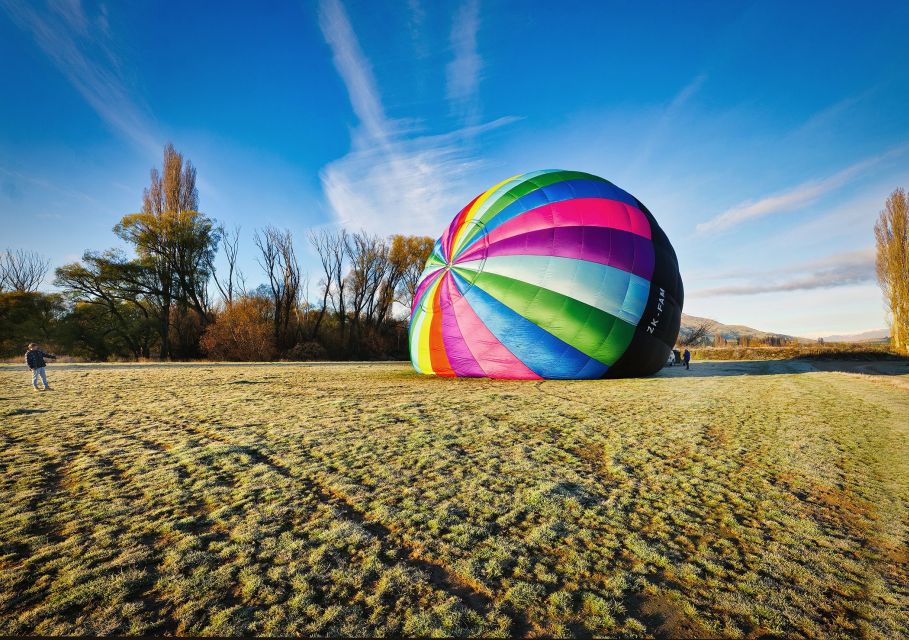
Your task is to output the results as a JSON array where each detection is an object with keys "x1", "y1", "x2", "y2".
[{"x1": 409, "y1": 170, "x2": 683, "y2": 379}]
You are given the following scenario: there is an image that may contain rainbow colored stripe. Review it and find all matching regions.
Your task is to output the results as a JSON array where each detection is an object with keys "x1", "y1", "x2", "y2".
[{"x1": 409, "y1": 170, "x2": 658, "y2": 379}]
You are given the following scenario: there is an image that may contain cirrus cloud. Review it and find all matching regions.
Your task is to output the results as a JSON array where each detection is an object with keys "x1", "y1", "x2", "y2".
[
  {"x1": 696, "y1": 143, "x2": 909, "y2": 234},
  {"x1": 317, "y1": 0, "x2": 517, "y2": 236},
  {"x1": 689, "y1": 248, "x2": 876, "y2": 297}
]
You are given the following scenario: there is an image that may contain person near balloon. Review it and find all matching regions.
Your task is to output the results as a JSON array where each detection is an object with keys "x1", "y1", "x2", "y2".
[
  {"x1": 683, "y1": 348, "x2": 691, "y2": 370},
  {"x1": 26, "y1": 343, "x2": 57, "y2": 390}
]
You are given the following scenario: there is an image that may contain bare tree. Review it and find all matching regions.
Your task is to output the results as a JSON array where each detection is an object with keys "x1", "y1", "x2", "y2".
[
  {"x1": 308, "y1": 228, "x2": 349, "y2": 340},
  {"x1": 255, "y1": 226, "x2": 303, "y2": 351},
  {"x1": 322, "y1": 229, "x2": 350, "y2": 340},
  {"x1": 209, "y1": 224, "x2": 244, "y2": 306},
  {"x1": 346, "y1": 231, "x2": 389, "y2": 331},
  {"x1": 680, "y1": 319, "x2": 714, "y2": 347},
  {"x1": 1, "y1": 249, "x2": 50, "y2": 292},
  {"x1": 389, "y1": 235, "x2": 434, "y2": 315},
  {"x1": 875, "y1": 188, "x2": 909, "y2": 353}
]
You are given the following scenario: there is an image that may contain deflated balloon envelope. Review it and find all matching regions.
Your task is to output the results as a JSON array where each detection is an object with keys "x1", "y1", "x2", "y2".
[{"x1": 409, "y1": 170, "x2": 683, "y2": 379}]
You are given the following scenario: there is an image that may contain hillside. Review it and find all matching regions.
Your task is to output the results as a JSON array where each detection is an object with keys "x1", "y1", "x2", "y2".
[
  {"x1": 679, "y1": 313, "x2": 805, "y2": 343},
  {"x1": 821, "y1": 328, "x2": 890, "y2": 343},
  {"x1": 680, "y1": 314, "x2": 889, "y2": 345}
]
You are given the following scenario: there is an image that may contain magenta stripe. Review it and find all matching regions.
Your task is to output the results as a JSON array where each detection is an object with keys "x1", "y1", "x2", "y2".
[
  {"x1": 439, "y1": 194, "x2": 480, "y2": 262},
  {"x1": 439, "y1": 275, "x2": 485, "y2": 377},
  {"x1": 448, "y1": 277, "x2": 540, "y2": 379},
  {"x1": 411, "y1": 268, "x2": 443, "y2": 315},
  {"x1": 455, "y1": 197, "x2": 652, "y2": 259},
  {"x1": 455, "y1": 225, "x2": 656, "y2": 280}
]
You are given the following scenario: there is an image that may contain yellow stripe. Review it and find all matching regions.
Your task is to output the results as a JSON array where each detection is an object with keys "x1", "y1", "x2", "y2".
[
  {"x1": 409, "y1": 306, "x2": 426, "y2": 373},
  {"x1": 415, "y1": 276, "x2": 444, "y2": 374},
  {"x1": 450, "y1": 175, "x2": 519, "y2": 256}
]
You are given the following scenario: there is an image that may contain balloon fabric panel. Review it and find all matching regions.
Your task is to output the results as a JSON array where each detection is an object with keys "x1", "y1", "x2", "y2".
[{"x1": 410, "y1": 170, "x2": 683, "y2": 379}]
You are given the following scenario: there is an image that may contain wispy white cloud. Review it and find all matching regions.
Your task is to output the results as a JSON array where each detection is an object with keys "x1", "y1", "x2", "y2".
[
  {"x1": 789, "y1": 91, "x2": 871, "y2": 138},
  {"x1": 322, "y1": 116, "x2": 517, "y2": 233},
  {"x1": 696, "y1": 143, "x2": 909, "y2": 234},
  {"x1": 691, "y1": 248, "x2": 875, "y2": 282},
  {"x1": 445, "y1": 0, "x2": 481, "y2": 123},
  {"x1": 317, "y1": 0, "x2": 515, "y2": 236},
  {"x1": 0, "y1": 166, "x2": 97, "y2": 204},
  {"x1": 689, "y1": 248, "x2": 876, "y2": 297},
  {"x1": 625, "y1": 73, "x2": 706, "y2": 176},
  {"x1": 406, "y1": 0, "x2": 428, "y2": 60},
  {"x1": 318, "y1": 0, "x2": 390, "y2": 145},
  {"x1": 781, "y1": 176, "x2": 908, "y2": 247},
  {"x1": 1, "y1": 0, "x2": 158, "y2": 154}
]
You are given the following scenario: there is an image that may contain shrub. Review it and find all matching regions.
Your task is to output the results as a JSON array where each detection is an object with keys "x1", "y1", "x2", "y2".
[
  {"x1": 284, "y1": 341, "x2": 328, "y2": 361},
  {"x1": 200, "y1": 297, "x2": 275, "y2": 361},
  {"x1": 0, "y1": 291, "x2": 65, "y2": 357}
]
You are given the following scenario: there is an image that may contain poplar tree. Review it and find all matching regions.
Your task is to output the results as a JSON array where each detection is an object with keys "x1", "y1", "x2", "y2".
[
  {"x1": 114, "y1": 143, "x2": 219, "y2": 358},
  {"x1": 875, "y1": 188, "x2": 909, "y2": 353}
]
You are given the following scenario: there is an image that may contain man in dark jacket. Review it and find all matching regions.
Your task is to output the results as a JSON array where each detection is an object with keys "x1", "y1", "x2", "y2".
[
  {"x1": 683, "y1": 348, "x2": 691, "y2": 370},
  {"x1": 26, "y1": 343, "x2": 57, "y2": 390}
]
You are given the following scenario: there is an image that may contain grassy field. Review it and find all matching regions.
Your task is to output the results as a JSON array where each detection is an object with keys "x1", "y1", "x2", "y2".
[{"x1": 1, "y1": 361, "x2": 907, "y2": 638}]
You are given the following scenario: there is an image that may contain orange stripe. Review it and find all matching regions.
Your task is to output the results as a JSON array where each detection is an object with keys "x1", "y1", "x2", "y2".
[{"x1": 427, "y1": 275, "x2": 454, "y2": 376}]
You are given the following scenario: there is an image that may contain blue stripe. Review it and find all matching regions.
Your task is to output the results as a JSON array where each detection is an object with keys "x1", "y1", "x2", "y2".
[
  {"x1": 452, "y1": 271, "x2": 609, "y2": 380},
  {"x1": 457, "y1": 254, "x2": 649, "y2": 326},
  {"x1": 456, "y1": 178, "x2": 641, "y2": 258}
]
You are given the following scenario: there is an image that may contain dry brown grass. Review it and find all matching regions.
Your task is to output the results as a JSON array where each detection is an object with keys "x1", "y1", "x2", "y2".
[
  {"x1": 1, "y1": 360, "x2": 907, "y2": 637},
  {"x1": 689, "y1": 342, "x2": 905, "y2": 361}
]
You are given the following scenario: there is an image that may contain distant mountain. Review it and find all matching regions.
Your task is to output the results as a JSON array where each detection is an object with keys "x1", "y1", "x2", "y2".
[
  {"x1": 679, "y1": 313, "x2": 804, "y2": 343},
  {"x1": 821, "y1": 329, "x2": 889, "y2": 343},
  {"x1": 679, "y1": 314, "x2": 890, "y2": 345}
]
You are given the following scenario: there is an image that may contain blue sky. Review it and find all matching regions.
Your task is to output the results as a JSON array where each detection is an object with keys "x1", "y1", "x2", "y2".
[{"x1": 2, "y1": 0, "x2": 908, "y2": 337}]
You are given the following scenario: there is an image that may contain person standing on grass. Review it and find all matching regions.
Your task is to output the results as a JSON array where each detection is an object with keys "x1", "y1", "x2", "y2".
[
  {"x1": 26, "y1": 343, "x2": 57, "y2": 391},
  {"x1": 683, "y1": 348, "x2": 691, "y2": 370}
]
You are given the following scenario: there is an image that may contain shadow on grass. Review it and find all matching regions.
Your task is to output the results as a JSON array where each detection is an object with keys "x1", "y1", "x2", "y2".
[
  {"x1": 11, "y1": 408, "x2": 49, "y2": 414},
  {"x1": 656, "y1": 358, "x2": 909, "y2": 378}
]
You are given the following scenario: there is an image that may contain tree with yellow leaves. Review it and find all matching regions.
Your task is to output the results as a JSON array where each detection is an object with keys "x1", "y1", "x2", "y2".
[{"x1": 875, "y1": 188, "x2": 909, "y2": 353}]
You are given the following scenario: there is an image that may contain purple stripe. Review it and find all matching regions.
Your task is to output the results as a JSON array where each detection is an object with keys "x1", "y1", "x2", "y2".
[
  {"x1": 455, "y1": 226, "x2": 655, "y2": 279},
  {"x1": 411, "y1": 268, "x2": 443, "y2": 314},
  {"x1": 439, "y1": 274, "x2": 486, "y2": 377}
]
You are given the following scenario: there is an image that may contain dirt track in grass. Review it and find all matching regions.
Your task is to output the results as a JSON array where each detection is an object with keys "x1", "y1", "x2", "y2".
[{"x1": 1, "y1": 361, "x2": 907, "y2": 637}]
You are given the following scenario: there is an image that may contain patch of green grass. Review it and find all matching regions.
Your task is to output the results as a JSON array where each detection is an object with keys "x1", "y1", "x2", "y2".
[{"x1": 0, "y1": 361, "x2": 907, "y2": 637}]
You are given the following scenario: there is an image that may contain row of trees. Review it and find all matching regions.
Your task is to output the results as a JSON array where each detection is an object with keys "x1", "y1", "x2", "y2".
[
  {"x1": 1, "y1": 144, "x2": 433, "y2": 361},
  {"x1": 7, "y1": 147, "x2": 905, "y2": 360},
  {"x1": 200, "y1": 228, "x2": 432, "y2": 361}
]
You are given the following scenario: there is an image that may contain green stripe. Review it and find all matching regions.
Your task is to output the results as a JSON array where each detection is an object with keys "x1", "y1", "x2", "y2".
[
  {"x1": 456, "y1": 170, "x2": 611, "y2": 253},
  {"x1": 453, "y1": 267, "x2": 635, "y2": 365},
  {"x1": 426, "y1": 248, "x2": 446, "y2": 269},
  {"x1": 456, "y1": 254, "x2": 649, "y2": 325}
]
